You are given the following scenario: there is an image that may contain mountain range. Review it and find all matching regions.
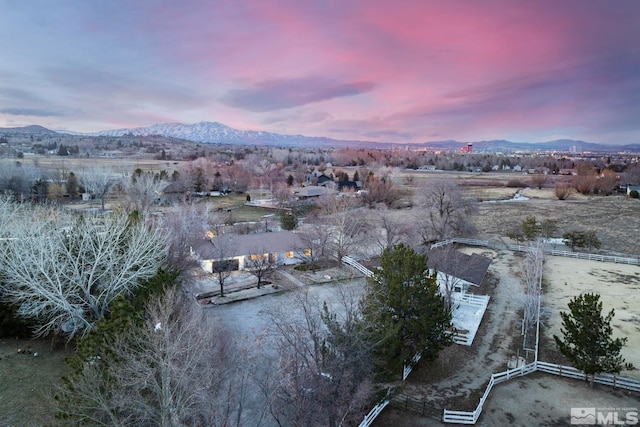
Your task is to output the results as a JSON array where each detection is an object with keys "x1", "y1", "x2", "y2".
[{"x1": 2, "y1": 121, "x2": 639, "y2": 153}]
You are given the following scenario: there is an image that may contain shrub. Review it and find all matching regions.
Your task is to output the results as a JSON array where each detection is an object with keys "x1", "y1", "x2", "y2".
[
  {"x1": 554, "y1": 182, "x2": 573, "y2": 200},
  {"x1": 280, "y1": 212, "x2": 298, "y2": 230},
  {"x1": 630, "y1": 189, "x2": 639, "y2": 199},
  {"x1": 506, "y1": 179, "x2": 525, "y2": 188}
]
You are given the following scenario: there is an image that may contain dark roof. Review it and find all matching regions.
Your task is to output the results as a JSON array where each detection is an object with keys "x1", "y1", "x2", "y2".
[
  {"x1": 337, "y1": 181, "x2": 362, "y2": 190},
  {"x1": 161, "y1": 181, "x2": 188, "y2": 194},
  {"x1": 191, "y1": 231, "x2": 306, "y2": 259},
  {"x1": 316, "y1": 175, "x2": 334, "y2": 184},
  {"x1": 426, "y1": 249, "x2": 491, "y2": 286}
]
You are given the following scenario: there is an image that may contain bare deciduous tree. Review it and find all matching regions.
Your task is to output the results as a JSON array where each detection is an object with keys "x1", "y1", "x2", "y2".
[
  {"x1": 360, "y1": 175, "x2": 399, "y2": 208},
  {"x1": 374, "y1": 205, "x2": 410, "y2": 252},
  {"x1": 0, "y1": 202, "x2": 168, "y2": 338},
  {"x1": 271, "y1": 182, "x2": 292, "y2": 209},
  {"x1": 55, "y1": 288, "x2": 255, "y2": 426},
  {"x1": 572, "y1": 173, "x2": 596, "y2": 195},
  {"x1": 554, "y1": 181, "x2": 573, "y2": 200},
  {"x1": 119, "y1": 172, "x2": 167, "y2": 214},
  {"x1": 209, "y1": 234, "x2": 237, "y2": 297},
  {"x1": 81, "y1": 166, "x2": 117, "y2": 210},
  {"x1": 298, "y1": 219, "x2": 333, "y2": 267},
  {"x1": 161, "y1": 202, "x2": 216, "y2": 269},
  {"x1": 596, "y1": 169, "x2": 618, "y2": 196},
  {"x1": 520, "y1": 239, "x2": 544, "y2": 353},
  {"x1": 315, "y1": 194, "x2": 368, "y2": 267},
  {"x1": 261, "y1": 288, "x2": 373, "y2": 427},
  {"x1": 245, "y1": 247, "x2": 277, "y2": 289},
  {"x1": 413, "y1": 178, "x2": 477, "y2": 244},
  {"x1": 530, "y1": 174, "x2": 549, "y2": 190}
]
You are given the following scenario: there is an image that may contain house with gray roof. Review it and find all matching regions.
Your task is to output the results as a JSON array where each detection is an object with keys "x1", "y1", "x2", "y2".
[
  {"x1": 426, "y1": 249, "x2": 492, "y2": 294},
  {"x1": 190, "y1": 231, "x2": 310, "y2": 273}
]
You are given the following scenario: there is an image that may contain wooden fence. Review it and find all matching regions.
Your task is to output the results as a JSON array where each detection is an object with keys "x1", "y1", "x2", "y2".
[
  {"x1": 443, "y1": 361, "x2": 640, "y2": 424},
  {"x1": 390, "y1": 394, "x2": 442, "y2": 419}
]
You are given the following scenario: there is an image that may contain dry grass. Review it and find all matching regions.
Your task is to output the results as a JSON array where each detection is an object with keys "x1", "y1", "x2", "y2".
[{"x1": 0, "y1": 338, "x2": 73, "y2": 426}]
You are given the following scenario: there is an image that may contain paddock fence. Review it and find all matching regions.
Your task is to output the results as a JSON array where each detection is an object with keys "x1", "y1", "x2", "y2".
[
  {"x1": 443, "y1": 361, "x2": 640, "y2": 424},
  {"x1": 357, "y1": 400, "x2": 390, "y2": 427},
  {"x1": 430, "y1": 237, "x2": 640, "y2": 265},
  {"x1": 390, "y1": 393, "x2": 443, "y2": 420}
]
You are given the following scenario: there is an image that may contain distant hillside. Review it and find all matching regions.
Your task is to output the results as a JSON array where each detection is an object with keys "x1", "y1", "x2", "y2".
[
  {"x1": 0, "y1": 125, "x2": 58, "y2": 136},
  {"x1": 2, "y1": 122, "x2": 638, "y2": 152},
  {"x1": 90, "y1": 121, "x2": 347, "y2": 148}
]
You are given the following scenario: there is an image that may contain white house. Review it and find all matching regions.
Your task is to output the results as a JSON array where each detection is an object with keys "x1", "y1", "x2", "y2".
[
  {"x1": 190, "y1": 231, "x2": 310, "y2": 273},
  {"x1": 426, "y1": 249, "x2": 492, "y2": 295}
]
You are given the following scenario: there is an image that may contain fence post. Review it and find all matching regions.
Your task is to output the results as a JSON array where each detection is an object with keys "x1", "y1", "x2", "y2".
[
  {"x1": 422, "y1": 401, "x2": 426, "y2": 416},
  {"x1": 405, "y1": 397, "x2": 408, "y2": 409}
]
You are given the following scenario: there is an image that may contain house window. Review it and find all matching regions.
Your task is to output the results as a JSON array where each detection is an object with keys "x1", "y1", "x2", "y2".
[
  {"x1": 285, "y1": 251, "x2": 294, "y2": 259},
  {"x1": 250, "y1": 254, "x2": 261, "y2": 261},
  {"x1": 304, "y1": 249, "x2": 312, "y2": 256}
]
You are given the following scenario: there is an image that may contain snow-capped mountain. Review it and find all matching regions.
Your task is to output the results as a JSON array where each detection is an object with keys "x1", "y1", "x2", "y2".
[{"x1": 92, "y1": 121, "x2": 333, "y2": 146}]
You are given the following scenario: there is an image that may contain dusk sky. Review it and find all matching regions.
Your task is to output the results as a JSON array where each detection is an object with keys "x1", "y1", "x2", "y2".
[{"x1": 1, "y1": 1, "x2": 639, "y2": 144}]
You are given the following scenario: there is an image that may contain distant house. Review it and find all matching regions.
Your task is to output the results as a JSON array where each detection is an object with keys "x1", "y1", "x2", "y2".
[
  {"x1": 559, "y1": 168, "x2": 577, "y2": 176},
  {"x1": 190, "y1": 231, "x2": 310, "y2": 273},
  {"x1": 528, "y1": 167, "x2": 550, "y2": 175},
  {"x1": 160, "y1": 181, "x2": 188, "y2": 205},
  {"x1": 337, "y1": 181, "x2": 362, "y2": 192},
  {"x1": 292, "y1": 185, "x2": 333, "y2": 201},
  {"x1": 316, "y1": 174, "x2": 335, "y2": 187},
  {"x1": 426, "y1": 249, "x2": 492, "y2": 294}
]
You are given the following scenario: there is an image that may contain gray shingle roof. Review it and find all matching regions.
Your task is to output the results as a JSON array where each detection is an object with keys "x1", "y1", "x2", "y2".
[
  {"x1": 426, "y1": 249, "x2": 491, "y2": 286},
  {"x1": 191, "y1": 231, "x2": 306, "y2": 259}
]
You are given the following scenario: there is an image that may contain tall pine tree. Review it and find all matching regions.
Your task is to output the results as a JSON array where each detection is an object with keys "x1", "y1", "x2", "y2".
[
  {"x1": 554, "y1": 293, "x2": 635, "y2": 386},
  {"x1": 361, "y1": 244, "x2": 453, "y2": 378}
]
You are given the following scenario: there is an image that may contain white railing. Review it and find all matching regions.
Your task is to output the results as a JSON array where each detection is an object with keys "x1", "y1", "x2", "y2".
[
  {"x1": 431, "y1": 238, "x2": 640, "y2": 265},
  {"x1": 507, "y1": 245, "x2": 640, "y2": 265},
  {"x1": 536, "y1": 361, "x2": 640, "y2": 392},
  {"x1": 430, "y1": 238, "x2": 490, "y2": 250},
  {"x1": 452, "y1": 293, "x2": 490, "y2": 309},
  {"x1": 342, "y1": 255, "x2": 374, "y2": 277},
  {"x1": 358, "y1": 400, "x2": 390, "y2": 427},
  {"x1": 443, "y1": 363, "x2": 538, "y2": 424},
  {"x1": 403, "y1": 352, "x2": 423, "y2": 380},
  {"x1": 443, "y1": 362, "x2": 640, "y2": 424}
]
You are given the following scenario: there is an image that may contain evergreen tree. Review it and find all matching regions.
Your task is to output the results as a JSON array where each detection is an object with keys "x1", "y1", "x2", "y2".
[
  {"x1": 280, "y1": 212, "x2": 298, "y2": 230},
  {"x1": 554, "y1": 293, "x2": 635, "y2": 386},
  {"x1": 66, "y1": 171, "x2": 79, "y2": 199},
  {"x1": 360, "y1": 244, "x2": 453, "y2": 378}
]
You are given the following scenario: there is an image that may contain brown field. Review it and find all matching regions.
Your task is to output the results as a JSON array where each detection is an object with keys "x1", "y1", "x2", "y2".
[{"x1": 23, "y1": 153, "x2": 187, "y2": 173}]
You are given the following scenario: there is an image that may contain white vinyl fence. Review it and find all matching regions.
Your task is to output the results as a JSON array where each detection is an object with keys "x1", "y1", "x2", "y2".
[
  {"x1": 443, "y1": 361, "x2": 640, "y2": 424},
  {"x1": 358, "y1": 400, "x2": 390, "y2": 427}
]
